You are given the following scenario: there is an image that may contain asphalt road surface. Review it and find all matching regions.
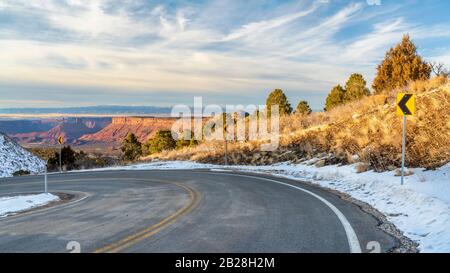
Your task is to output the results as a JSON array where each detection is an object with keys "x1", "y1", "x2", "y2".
[{"x1": 0, "y1": 169, "x2": 397, "y2": 253}]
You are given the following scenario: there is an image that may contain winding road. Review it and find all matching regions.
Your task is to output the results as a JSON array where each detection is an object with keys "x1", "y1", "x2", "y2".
[{"x1": 0, "y1": 169, "x2": 397, "y2": 253}]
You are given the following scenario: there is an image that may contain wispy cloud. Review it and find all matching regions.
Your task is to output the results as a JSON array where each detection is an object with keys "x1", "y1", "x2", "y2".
[
  {"x1": 0, "y1": 0, "x2": 449, "y2": 109},
  {"x1": 222, "y1": 4, "x2": 319, "y2": 42}
]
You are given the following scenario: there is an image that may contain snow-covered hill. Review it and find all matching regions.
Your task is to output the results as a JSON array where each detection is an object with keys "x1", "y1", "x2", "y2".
[{"x1": 0, "y1": 133, "x2": 45, "y2": 178}]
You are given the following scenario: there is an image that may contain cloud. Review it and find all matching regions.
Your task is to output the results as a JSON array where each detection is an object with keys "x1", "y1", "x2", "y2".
[
  {"x1": 0, "y1": 99, "x2": 61, "y2": 107},
  {"x1": 343, "y1": 18, "x2": 409, "y2": 62},
  {"x1": 0, "y1": 0, "x2": 449, "y2": 109},
  {"x1": 222, "y1": 4, "x2": 319, "y2": 42}
]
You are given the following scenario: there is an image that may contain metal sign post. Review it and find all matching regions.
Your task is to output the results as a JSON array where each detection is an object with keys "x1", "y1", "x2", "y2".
[
  {"x1": 397, "y1": 93, "x2": 415, "y2": 185},
  {"x1": 58, "y1": 135, "x2": 64, "y2": 173},
  {"x1": 224, "y1": 138, "x2": 228, "y2": 166},
  {"x1": 223, "y1": 114, "x2": 229, "y2": 166},
  {"x1": 59, "y1": 147, "x2": 62, "y2": 173},
  {"x1": 401, "y1": 115, "x2": 406, "y2": 185},
  {"x1": 44, "y1": 161, "x2": 48, "y2": 194}
]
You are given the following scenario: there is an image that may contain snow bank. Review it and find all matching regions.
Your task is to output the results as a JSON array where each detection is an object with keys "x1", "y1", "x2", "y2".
[
  {"x1": 0, "y1": 193, "x2": 59, "y2": 217},
  {"x1": 96, "y1": 160, "x2": 450, "y2": 252},
  {"x1": 0, "y1": 133, "x2": 46, "y2": 178}
]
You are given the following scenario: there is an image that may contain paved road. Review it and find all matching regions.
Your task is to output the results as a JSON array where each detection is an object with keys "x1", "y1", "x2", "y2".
[{"x1": 0, "y1": 170, "x2": 397, "y2": 253}]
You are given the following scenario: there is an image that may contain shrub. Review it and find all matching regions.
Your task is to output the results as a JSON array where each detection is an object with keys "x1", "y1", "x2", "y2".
[
  {"x1": 13, "y1": 170, "x2": 30, "y2": 176},
  {"x1": 75, "y1": 151, "x2": 119, "y2": 169},
  {"x1": 409, "y1": 75, "x2": 449, "y2": 93},
  {"x1": 28, "y1": 148, "x2": 58, "y2": 161},
  {"x1": 430, "y1": 62, "x2": 450, "y2": 77},
  {"x1": 48, "y1": 145, "x2": 77, "y2": 171},
  {"x1": 355, "y1": 163, "x2": 370, "y2": 173},
  {"x1": 144, "y1": 130, "x2": 176, "y2": 155},
  {"x1": 176, "y1": 130, "x2": 198, "y2": 149}
]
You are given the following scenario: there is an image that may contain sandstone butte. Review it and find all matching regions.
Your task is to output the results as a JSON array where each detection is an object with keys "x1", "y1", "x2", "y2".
[{"x1": 79, "y1": 116, "x2": 203, "y2": 144}]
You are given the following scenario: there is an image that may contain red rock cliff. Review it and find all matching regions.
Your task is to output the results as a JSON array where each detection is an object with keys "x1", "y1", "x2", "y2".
[{"x1": 80, "y1": 116, "x2": 179, "y2": 143}]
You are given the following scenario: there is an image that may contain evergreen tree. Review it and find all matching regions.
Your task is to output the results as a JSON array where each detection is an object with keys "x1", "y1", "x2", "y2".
[
  {"x1": 344, "y1": 73, "x2": 370, "y2": 102},
  {"x1": 324, "y1": 85, "x2": 346, "y2": 111},
  {"x1": 265, "y1": 89, "x2": 292, "y2": 116},
  {"x1": 176, "y1": 130, "x2": 198, "y2": 149},
  {"x1": 121, "y1": 133, "x2": 142, "y2": 161},
  {"x1": 48, "y1": 145, "x2": 76, "y2": 170},
  {"x1": 144, "y1": 130, "x2": 176, "y2": 154},
  {"x1": 295, "y1": 100, "x2": 312, "y2": 115},
  {"x1": 372, "y1": 35, "x2": 431, "y2": 93}
]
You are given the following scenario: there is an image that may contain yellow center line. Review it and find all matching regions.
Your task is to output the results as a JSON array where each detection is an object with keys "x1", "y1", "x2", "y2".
[{"x1": 94, "y1": 182, "x2": 201, "y2": 253}]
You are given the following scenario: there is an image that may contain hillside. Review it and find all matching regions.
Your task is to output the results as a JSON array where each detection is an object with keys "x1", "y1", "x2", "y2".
[
  {"x1": 80, "y1": 117, "x2": 179, "y2": 144},
  {"x1": 147, "y1": 78, "x2": 450, "y2": 171},
  {"x1": 0, "y1": 133, "x2": 45, "y2": 178}
]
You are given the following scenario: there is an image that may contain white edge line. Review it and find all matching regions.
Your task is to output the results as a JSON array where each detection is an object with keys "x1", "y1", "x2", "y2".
[{"x1": 221, "y1": 173, "x2": 363, "y2": 253}]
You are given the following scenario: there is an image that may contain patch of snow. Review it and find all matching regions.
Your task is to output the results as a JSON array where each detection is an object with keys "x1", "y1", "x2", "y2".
[
  {"x1": 0, "y1": 133, "x2": 46, "y2": 178},
  {"x1": 81, "y1": 160, "x2": 217, "y2": 172},
  {"x1": 90, "y1": 160, "x2": 450, "y2": 252},
  {"x1": 0, "y1": 193, "x2": 59, "y2": 217}
]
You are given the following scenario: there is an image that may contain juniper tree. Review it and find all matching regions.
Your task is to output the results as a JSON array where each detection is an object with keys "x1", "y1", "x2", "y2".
[
  {"x1": 372, "y1": 35, "x2": 431, "y2": 93},
  {"x1": 295, "y1": 100, "x2": 312, "y2": 115},
  {"x1": 144, "y1": 130, "x2": 176, "y2": 154},
  {"x1": 344, "y1": 73, "x2": 370, "y2": 102},
  {"x1": 266, "y1": 89, "x2": 292, "y2": 116},
  {"x1": 121, "y1": 133, "x2": 142, "y2": 161},
  {"x1": 324, "y1": 85, "x2": 346, "y2": 111}
]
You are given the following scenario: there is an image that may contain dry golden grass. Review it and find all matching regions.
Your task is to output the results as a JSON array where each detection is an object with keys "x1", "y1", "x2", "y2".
[{"x1": 145, "y1": 77, "x2": 450, "y2": 170}]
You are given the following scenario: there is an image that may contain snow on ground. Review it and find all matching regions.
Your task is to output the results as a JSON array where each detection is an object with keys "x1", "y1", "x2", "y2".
[
  {"x1": 0, "y1": 133, "x2": 46, "y2": 178},
  {"x1": 0, "y1": 193, "x2": 59, "y2": 218},
  {"x1": 94, "y1": 160, "x2": 450, "y2": 252}
]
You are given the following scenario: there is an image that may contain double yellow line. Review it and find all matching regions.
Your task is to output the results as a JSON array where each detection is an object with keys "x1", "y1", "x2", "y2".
[{"x1": 94, "y1": 182, "x2": 201, "y2": 253}]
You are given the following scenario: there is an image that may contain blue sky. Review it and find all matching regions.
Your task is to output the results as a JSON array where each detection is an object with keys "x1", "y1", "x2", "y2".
[{"x1": 0, "y1": 0, "x2": 449, "y2": 110}]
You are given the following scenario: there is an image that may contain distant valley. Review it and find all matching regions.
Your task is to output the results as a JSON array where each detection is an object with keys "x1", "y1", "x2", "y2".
[
  {"x1": 0, "y1": 105, "x2": 179, "y2": 155},
  {"x1": 0, "y1": 116, "x2": 178, "y2": 155}
]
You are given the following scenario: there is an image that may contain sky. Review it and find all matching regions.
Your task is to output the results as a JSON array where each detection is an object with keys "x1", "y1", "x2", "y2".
[{"x1": 0, "y1": 0, "x2": 449, "y2": 111}]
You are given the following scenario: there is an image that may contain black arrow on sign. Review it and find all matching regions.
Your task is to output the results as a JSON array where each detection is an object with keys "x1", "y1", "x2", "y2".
[{"x1": 398, "y1": 94, "x2": 413, "y2": 115}]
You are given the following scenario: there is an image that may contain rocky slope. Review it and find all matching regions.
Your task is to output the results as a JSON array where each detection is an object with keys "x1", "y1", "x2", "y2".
[{"x1": 0, "y1": 133, "x2": 45, "y2": 178}]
